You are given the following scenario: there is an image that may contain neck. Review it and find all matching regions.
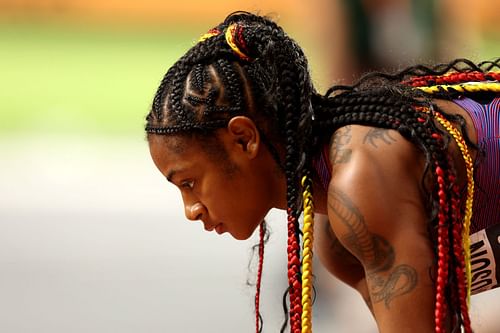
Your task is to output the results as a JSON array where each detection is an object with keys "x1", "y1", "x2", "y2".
[{"x1": 271, "y1": 166, "x2": 328, "y2": 214}]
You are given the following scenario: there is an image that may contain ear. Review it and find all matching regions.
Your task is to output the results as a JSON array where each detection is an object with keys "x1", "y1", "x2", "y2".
[{"x1": 226, "y1": 116, "x2": 260, "y2": 158}]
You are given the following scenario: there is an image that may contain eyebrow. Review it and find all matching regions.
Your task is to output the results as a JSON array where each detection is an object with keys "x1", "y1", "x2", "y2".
[
  {"x1": 166, "y1": 169, "x2": 178, "y2": 183},
  {"x1": 166, "y1": 169, "x2": 184, "y2": 183}
]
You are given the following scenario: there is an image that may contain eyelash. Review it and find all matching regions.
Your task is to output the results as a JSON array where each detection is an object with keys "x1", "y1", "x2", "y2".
[{"x1": 180, "y1": 180, "x2": 194, "y2": 189}]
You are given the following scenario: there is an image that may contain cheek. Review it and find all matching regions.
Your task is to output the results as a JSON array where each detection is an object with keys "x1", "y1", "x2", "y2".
[
  {"x1": 206, "y1": 172, "x2": 270, "y2": 237},
  {"x1": 229, "y1": 192, "x2": 269, "y2": 235}
]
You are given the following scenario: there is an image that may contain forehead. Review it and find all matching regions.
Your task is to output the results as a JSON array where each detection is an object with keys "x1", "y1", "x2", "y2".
[
  {"x1": 149, "y1": 134, "x2": 193, "y2": 169},
  {"x1": 148, "y1": 134, "x2": 223, "y2": 176},
  {"x1": 151, "y1": 134, "x2": 188, "y2": 154},
  {"x1": 149, "y1": 131, "x2": 241, "y2": 185}
]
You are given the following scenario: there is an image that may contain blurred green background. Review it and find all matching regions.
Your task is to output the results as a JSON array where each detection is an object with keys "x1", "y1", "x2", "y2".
[
  {"x1": 0, "y1": 0, "x2": 299, "y2": 137},
  {"x1": 1, "y1": 0, "x2": 498, "y2": 137},
  {"x1": 0, "y1": 22, "x2": 195, "y2": 135}
]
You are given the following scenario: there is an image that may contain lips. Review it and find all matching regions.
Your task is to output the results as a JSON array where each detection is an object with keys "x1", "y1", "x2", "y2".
[
  {"x1": 204, "y1": 223, "x2": 224, "y2": 234},
  {"x1": 215, "y1": 224, "x2": 224, "y2": 234},
  {"x1": 204, "y1": 224, "x2": 215, "y2": 232}
]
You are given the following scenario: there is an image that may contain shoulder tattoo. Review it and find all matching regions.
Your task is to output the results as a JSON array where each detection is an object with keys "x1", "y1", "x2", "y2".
[
  {"x1": 330, "y1": 126, "x2": 352, "y2": 165},
  {"x1": 363, "y1": 128, "x2": 396, "y2": 148}
]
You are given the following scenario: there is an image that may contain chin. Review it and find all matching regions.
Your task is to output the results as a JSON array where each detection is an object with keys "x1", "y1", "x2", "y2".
[
  {"x1": 229, "y1": 224, "x2": 262, "y2": 241},
  {"x1": 230, "y1": 231, "x2": 252, "y2": 241}
]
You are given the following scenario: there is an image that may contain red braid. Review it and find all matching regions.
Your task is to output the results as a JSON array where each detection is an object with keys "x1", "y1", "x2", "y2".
[
  {"x1": 448, "y1": 169, "x2": 472, "y2": 332},
  {"x1": 255, "y1": 222, "x2": 265, "y2": 333},
  {"x1": 287, "y1": 209, "x2": 302, "y2": 333},
  {"x1": 434, "y1": 164, "x2": 450, "y2": 333},
  {"x1": 433, "y1": 156, "x2": 473, "y2": 333},
  {"x1": 406, "y1": 71, "x2": 500, "y2": 87}
]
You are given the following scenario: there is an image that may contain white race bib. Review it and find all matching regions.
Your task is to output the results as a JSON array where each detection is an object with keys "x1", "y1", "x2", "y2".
[{"x1": 469, "y1": 223, "x2": 500, "y2": 294}]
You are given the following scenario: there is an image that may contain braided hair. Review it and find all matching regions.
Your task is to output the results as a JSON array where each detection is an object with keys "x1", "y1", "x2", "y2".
[
  {"x1": 146, "y1": 12, "x2": 314, "y2": 333},
  {"x1": 145, "y1": 10, "x2": 500, "y2": 333}
]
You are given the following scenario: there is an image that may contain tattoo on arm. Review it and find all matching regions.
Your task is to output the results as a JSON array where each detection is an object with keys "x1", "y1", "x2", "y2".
[
  {"x1": 363, "y1": 128, "x2": 396, "y2": 148},
  {"x1": 327, "y1": 187, "x2": 418, "y2": 309},
  {"x1": 368, "y1": 264, "x2": 418, "y2": 309},
  {"x1": 330, "y1": 126, "x2": 352, "y2": 164}
]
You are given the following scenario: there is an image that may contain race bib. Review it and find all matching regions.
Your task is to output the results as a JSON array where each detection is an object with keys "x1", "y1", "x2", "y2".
[{"x1": 469, "y1": 223, "x2": 500, "y2": 294}]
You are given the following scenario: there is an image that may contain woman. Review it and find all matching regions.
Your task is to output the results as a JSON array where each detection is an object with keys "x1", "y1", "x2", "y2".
[{"x1": 145, "y1": 11, "x2": 499, "y2": 333}]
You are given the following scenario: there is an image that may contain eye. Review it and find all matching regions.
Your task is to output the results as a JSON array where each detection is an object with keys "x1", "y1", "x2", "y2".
[{"x1": 180, "y1": 180, "x2": 194, "y2": 190}]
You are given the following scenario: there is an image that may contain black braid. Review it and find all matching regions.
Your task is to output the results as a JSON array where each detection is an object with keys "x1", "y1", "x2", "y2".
[
  {"x1": 213, "y1": 59, "x2": 244, "y2": 112},
  {"x1": 190, "y1": 64, "x2": 208, "y2": 94}
]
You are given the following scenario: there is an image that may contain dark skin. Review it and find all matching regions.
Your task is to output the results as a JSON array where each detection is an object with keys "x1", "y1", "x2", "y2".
[
  {"x1": 315, "y1": 123, "x2": 434, "y2": 332},
  {"x1": 314, "y1": 100, "x2": 477, "y2": 332},
  {"x1": 148, "y1": 100, "x2": 477, "y2": 332}
]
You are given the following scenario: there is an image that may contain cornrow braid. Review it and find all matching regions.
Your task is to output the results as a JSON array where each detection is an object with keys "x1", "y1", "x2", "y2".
[
  {"x1": 145, "y1": 120, "x2": 228, "y2": 135},
  {"x1": 150, "y1": 35, "x2": 225, "y2": 123},
  {"x1": 212, "y1": 59, "x2": 244, "y2": 113},
  {"x1": 190, "y1": 64, "x2": 208, "y2": 93}
]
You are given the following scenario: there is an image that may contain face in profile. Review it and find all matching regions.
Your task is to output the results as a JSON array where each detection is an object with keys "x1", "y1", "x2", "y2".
[{"x1": 148, "y1": 127, "x2": 285, "y2": 240}]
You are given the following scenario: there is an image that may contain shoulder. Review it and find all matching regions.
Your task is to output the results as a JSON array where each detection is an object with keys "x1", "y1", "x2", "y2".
[
  {"x1": 328, "y1": 124, "x2": 425, "y2": 182},
  {"x1": 326, "y1": 125, "x2": 428, "y2": 235}
]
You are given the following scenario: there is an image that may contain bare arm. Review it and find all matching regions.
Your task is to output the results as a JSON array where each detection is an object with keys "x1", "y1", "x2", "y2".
[{"x1": 327, "y1": 125, "x2": 437, "y2": 332}]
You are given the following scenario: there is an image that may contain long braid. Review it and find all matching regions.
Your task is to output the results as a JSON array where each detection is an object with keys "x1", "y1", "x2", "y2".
[
  {"x1": 281, "y1": 46, "x2": 304, "y2": 333},
  {"x1": 255, "y1": 221, "x2": 265, "y2": 333},
  {"x1": 221, "y1": 14, "x2": 311, "y2": 332},
  {"x1": 301, "y1": 173, "x2": 315, "y2": 333},
  {"x1": 433, "y1": 158, "x2": 452, "y2": 333},
  {"x1": 447, "y1": 156, "x2": 472, "y2": 332},
  {"x1": 257, "y1": 25, "x2": 303, "y2": 333},
  {"x1": 224, "y1": 14, "x2": 316, "y2": 332}
]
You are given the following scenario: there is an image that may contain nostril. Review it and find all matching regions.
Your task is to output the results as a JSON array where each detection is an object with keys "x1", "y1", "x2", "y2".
[{"x1": 186, "y1": 202, "x2": 205, "y2": 221}]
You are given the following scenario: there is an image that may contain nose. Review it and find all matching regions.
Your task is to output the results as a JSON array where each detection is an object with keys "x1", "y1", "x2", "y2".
[{"x1": 185, "y1": 202, "x2": 206, "y2": 221}]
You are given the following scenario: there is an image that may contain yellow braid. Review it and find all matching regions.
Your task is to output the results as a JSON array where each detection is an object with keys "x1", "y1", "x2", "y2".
[
  {"x1": 301, "y1": 175, "x2": 314, "y2": 333},
  {"x1": 416, "y1": 81, "x2": 500, "y2": 94},
  {"x1": 225, "y1": 24, "x2": 252, "y2": 61},
  {"x1": 198, "y1": 31, "x2": 219, "y2": 42},
  {"x1": 430, "y1": 110, "x2": 475, "y2": 304}
]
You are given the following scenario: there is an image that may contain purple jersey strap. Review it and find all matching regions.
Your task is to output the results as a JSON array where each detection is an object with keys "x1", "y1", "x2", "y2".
[
  {"x1": 452, "y1": 97, "x2": 500, "y2": 234},
  {"x1": 312, "y1": 144, "x2": 332, "y2": 191}
]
